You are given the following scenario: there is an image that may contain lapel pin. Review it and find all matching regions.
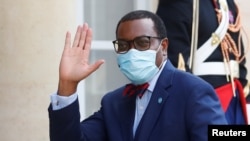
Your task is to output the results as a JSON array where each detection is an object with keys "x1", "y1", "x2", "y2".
[{"x1": 158, "y1": 97, "x2": 163, "y2": 104}]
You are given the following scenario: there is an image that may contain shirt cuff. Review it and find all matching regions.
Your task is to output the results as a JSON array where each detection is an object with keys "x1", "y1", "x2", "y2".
[{"x1": 50, "y1": 92, "x2": 78, "y2": 110}]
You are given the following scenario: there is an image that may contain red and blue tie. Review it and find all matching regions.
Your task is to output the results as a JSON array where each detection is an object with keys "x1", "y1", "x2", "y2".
[{"x1": 123, "y1": 83, "x2": 149, "y2": 98}]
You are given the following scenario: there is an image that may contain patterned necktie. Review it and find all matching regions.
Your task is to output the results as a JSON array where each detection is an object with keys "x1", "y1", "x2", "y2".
[{"x1": 123, "y1": 83, "x2": 149, "y2": 98}]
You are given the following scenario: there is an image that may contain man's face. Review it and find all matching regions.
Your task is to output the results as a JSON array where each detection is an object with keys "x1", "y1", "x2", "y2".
[{"x1": 116, "y1": 18, "x2": 166, "y2": 67}]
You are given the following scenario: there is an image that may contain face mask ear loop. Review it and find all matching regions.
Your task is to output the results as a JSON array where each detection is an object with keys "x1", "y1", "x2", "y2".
[
  {"x1": 156, "y1": 40, "x2": 163, "y2": 53},
  {"x1": 158, "y1": 58, "x2": 164, "y2": 70},
  {"x1": 155, "y1": 40, "x2": 164, "y2": 70}
]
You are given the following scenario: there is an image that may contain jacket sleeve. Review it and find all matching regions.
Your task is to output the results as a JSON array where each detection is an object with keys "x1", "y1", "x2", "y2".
[{"x1": 48, "y1": 99, "x2": 107, "y2": 141}]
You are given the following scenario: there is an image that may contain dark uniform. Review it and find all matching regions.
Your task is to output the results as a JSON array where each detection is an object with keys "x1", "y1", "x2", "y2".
[{"x1": 156, "y1": 0, "x2": 249, "y2": 124}]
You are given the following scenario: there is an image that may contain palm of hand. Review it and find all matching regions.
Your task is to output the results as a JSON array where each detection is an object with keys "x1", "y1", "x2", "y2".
[{"x1": 59, "y1": 23, "x2": 104, "y2": 84}]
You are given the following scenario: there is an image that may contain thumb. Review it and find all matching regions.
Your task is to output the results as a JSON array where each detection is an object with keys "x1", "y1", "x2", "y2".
[{"x1": 88, "y1": 59, "x2": 105, "y2": 73}]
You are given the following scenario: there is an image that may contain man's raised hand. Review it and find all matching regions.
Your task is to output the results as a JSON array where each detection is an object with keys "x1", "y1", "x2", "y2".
[{"x1": 58, "y1": 23, "x2": 105, "y2": 96}]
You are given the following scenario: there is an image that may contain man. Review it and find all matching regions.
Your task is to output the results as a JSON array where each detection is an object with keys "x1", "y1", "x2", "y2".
[
  {"x1": 48, "y1": 10, "x2": 227, "y2": 141},
  {"x1": 156, "y1": 0, "x2": 249, "y2": 124}
]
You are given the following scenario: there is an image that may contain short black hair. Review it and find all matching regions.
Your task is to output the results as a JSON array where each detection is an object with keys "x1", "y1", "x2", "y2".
[{"x1": 115, "y1": 10, "x2": 167, "y2": 39}]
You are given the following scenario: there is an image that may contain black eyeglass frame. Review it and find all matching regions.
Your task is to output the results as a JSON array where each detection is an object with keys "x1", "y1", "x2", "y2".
[{"x1": 112, "y1": 36, "x2": 162, "y2": 54}]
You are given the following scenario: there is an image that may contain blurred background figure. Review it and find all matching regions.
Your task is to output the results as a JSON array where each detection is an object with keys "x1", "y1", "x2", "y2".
[{"x1": 156, "y1": 0, "x2": 250, "y2": 124}]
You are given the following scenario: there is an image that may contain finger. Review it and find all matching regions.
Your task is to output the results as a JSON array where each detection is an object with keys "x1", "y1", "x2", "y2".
[
  {"x1": 72, "y1": 25, "x2": 82, "y2": 47},
  {"x1": 64, "y1": 31, "x2": 71, "y2": 49},
  {"x1": 88, "y1": 59, "x2": 105, "y2": 74},
  {"x1": 83, "y1": 28, "x2": 93, "y2": 60},
  {"x1": 93, "y1": 59, "x2": 105, "y2": 70},
  {"x1": 78, "y1": 23, "x2": 89, "y2": 49},
  {"x1": 80, "y1": 59, "x2": 105, "y2": 80}
]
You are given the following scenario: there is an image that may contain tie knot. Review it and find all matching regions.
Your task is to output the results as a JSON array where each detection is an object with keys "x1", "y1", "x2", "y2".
[{"x1": 123, "y1": 83, "x2": 149, "y2": 98}]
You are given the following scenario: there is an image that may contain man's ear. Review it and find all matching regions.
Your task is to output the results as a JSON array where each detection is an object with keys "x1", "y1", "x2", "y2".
[{"x1": 161, "y1": 38, "x2": 168, "y2": 55}]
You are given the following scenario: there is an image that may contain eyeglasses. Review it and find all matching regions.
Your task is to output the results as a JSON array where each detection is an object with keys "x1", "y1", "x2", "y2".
[{"x1": 112, "y1": 36, "x2": 162, "y2": 54}]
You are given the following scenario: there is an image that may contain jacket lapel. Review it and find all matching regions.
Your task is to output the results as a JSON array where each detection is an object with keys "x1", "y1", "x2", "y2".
[
  {"x1": 134, "y1": 85, "x2": 169, "y2": 140},
  {"x1": 118, "y1": 94, "x2": 137, "y2": 141},
  {"x1": 134, "y1": 60, "x2": 175, "y2": 141}
]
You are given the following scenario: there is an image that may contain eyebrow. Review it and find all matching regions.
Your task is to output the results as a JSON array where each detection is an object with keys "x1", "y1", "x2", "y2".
[{"x1": 116, "y1": 35, "x2": 154, "y2": 40}]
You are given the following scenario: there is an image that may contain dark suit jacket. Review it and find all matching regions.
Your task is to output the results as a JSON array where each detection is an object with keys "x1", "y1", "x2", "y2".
[
  {"x1": 156, "y1": 0, "x2": 248, "y2": 89},
  {"x1": 48, "y1": 60, "x2": 227, "y2": 141}
]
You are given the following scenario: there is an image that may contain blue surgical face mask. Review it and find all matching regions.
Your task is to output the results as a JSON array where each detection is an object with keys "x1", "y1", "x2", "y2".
[{"x1": 117, "y1": 48, "x2": 160, "y2": 85}]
